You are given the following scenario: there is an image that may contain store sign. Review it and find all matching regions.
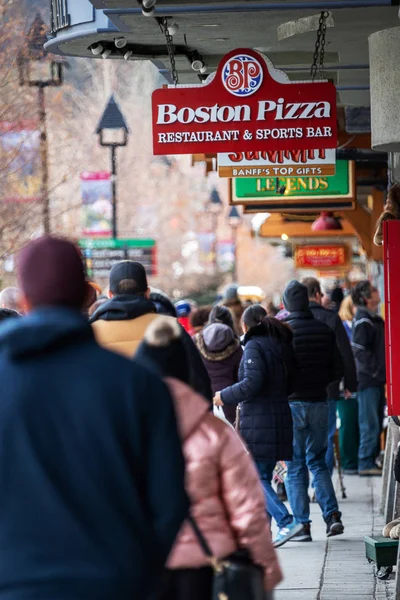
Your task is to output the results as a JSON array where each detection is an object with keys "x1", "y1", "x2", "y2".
[
  {"x1": 79, "y1": 239, "x2": 157, "y2": 279},
  {"x1": 231, "y1": 160, "x2": 354, "y2": 212},
  {"x1": 295, "y1": 245, "x2": 347, "y2": 269},
  {"x1": 152, "y1": 48, "x2": 337, "y2": 155},
  {"x1": 218, "y1": 148, "x2": 336, "y2": 178}
]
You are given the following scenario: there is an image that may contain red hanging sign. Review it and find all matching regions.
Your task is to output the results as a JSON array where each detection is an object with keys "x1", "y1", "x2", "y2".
[
  {"x1": 152, "y1": 49, "x2": 337, "y2": 156},
  {"x1": 295, "y1": 245, "x2": 347, "y2": 269}
]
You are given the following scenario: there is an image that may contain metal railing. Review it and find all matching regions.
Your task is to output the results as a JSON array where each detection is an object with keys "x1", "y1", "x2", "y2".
[{"x1": 50, "y1": 0, "x2": 70, "y2": 34}]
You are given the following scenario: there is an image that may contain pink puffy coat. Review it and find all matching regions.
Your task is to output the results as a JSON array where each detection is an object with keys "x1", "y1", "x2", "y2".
[{"x1": 166, "y1": 377, "x2": 283, "y2": 592}]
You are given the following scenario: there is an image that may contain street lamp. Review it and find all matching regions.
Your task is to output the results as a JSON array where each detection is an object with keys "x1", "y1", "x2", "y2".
[
  {"x1": 95, "y1": 96, "x2": 129, "y2": 239},
  {"x1": 228, "y1": 205, "x2": 241, "y2": 282},
  {"x1": 18, "y1": 13, "x2": 65, "y2": 234},
  {"x1": 207, "y1": 188, "x2": 223, "y2": 273}
]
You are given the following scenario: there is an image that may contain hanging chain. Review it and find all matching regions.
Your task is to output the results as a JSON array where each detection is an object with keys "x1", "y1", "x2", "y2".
[
  {"x1": 162, "y1": 17, "x2": 179, "y2": 85},
  {"x1": 310, "y1": 11, "x2": 329, "y2": 81}
]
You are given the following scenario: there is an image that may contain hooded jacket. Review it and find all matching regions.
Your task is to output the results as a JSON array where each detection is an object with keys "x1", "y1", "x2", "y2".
[
  {"x1": 220, "y1": 323, "x2": 294, "y2": 461},
  {"x1": 283, "y1": 281, "x2": 344, "y2": 401},
  {"x1": 352, "y1": 306, "x2": 386, "y2": 391},
  {"x1": 195, "y1": 323, "x2": 243, "y2": 423},
  {"x1": 90, "y1": 295, "x2": 212, "y2": 402},
  {"x1": 166, "y1": 378, "x2": 282, "y2": 592},
  {"x1": 0, "y1": 308, "x2": 188, "y2": 600},
  {"x1": 309, "y1": 301, "x2": 358, "y2": 398}
]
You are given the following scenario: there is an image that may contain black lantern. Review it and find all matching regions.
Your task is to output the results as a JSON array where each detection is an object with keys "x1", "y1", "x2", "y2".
[
  {"x1": 96, "y1": 95, "x2": 129, "y2": 148},
  {"x1": 95, "y1": 96, "x2": 129, "y2": 239},
  {"x1": 18, "y1": 13, "x2": 64, "y2": 88}
]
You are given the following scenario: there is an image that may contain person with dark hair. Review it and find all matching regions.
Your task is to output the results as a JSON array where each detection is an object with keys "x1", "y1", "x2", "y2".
[
  {"x1": 266, "y1": 301, "x2": 279, "y2": 318},
  {"x1": 331, "y1": 286, "x2": 344, "y2": 313},
  {"x1": 90, "y1": 261, "x2": 212, "y2": 402},
  {"x1": 208, "y1": 305, "x2": 235, "y2": 330},
  {"x1": 283, "y1": 280, "x2": 345, "y2": 542},
  {"x1": 302, "y1": 277, "x2": 357, "y2": 475},
  {"x1": 136, "y1": 317, "x2": 282, "y2": 600},
  {"x1": 214, "y1": 305, "x2": 301, "y2": 548},
  {"x1": 221, "y1": 286, "x2": 244, "y2": 336},
  {"x1": 0, "y1": 236, "x2": 189, "y2": 600},
  {"x1": 189, "y1": 306, "x2": 211, "y2": 335},
  {"x1": 351, "y1": 280, "x2": 386, "y2": 476}
]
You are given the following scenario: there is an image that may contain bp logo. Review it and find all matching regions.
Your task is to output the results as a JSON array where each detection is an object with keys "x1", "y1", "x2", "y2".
[{"x1": 222, "y1": 54, "x2": 263, "y2": 97}]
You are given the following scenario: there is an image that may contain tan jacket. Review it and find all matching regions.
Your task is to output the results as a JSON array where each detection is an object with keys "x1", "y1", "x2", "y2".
[
  {"x1": 166, "y1": 377, "x2": 283, "y2": 592},
  {"x1": 92, "y1": 313, "x2": 159, "y2": 357}
]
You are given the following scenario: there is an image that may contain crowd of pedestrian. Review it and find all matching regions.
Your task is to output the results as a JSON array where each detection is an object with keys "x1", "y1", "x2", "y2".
[{"x1": 0, "y1": 234, "x2": 386, "y2": 600}]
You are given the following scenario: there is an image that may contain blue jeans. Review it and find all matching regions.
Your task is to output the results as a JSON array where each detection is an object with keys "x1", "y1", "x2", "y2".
[
  {"x1": 326, "y1": 398, "x2": 337, "y2": 475},
  {"x1": 256, "y1": 461, "x2": 293, "y2": 530},
  {"x1": 286, "y1": 401, "x2": 341, "y2": 524},
  {"x1": 357, "y1": 386, "x2": 384, "y2": 471}
]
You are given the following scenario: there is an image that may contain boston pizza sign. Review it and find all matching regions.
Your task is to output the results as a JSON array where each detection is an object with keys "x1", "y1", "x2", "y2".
[{"x1": 152, "y1": 49, "x2": 337, "y2": 156}]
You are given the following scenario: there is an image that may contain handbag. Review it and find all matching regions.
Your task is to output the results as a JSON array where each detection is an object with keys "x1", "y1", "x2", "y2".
[{"x1": 188, "y1": 515, "x2": 265, "y2": 600}]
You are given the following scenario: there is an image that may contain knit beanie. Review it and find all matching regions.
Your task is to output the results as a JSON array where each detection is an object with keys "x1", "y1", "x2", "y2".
[
  {"x1": 136, "y1": 316, "x2": 190, "y2": 384},
  {"x1": 17, "y1": 236, "x2": 87, "y2": 309},
  {"x1": 283, "y1": 280, "x2": 309, "y2": 312}
]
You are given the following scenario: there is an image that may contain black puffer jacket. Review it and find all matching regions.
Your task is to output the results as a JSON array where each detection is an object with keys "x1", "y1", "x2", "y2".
[
  {"x1": 220, "y1": 324, "x2": 294, "y2": 462},
  {"x1": 352, "y1": 307, "x2": 386, "y2": 391},
  {"x1": 309, "y1": 301, "x2": 357, "y2": 398},
  {"x1": 283, "y1": 281, "x2": 344, "y2": 402}
]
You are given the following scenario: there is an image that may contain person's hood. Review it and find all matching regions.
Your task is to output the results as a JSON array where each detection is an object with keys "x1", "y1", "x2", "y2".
[
  {"x1": 283, "y1": 280, "x2": 310, "y2": 312},
  {"x1": 0, "y1": 307, "x2": 92, "y2": 360},
  {"x1": 166, "y1": 377, "x2": 209, "y2": 441},
  {"x1": 149, "y1": 292, "x2": 177, "y2": 318},
  {"x1": 196, "y1": 324, "x2": 240, "y2": 361},
  {"x1": 89, "y1": 294, "x2": 156, "y2": 323}
]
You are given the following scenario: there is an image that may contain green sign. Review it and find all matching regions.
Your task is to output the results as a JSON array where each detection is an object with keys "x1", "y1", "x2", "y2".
[
  {"x1": 79, "y1": 239, "x2": 157, "y2": 278},
  {"x1": 79, "y1": 239, "x2": 155, "y2": 249},
  {"x1": 231, "y1": 160, "x2": 355, "y2": 212}
]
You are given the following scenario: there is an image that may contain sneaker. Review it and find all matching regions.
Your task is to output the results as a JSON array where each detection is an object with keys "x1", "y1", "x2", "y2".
[
  {"x1": 287, "y1": 522, "x2": 312, "y2": 542},
  {"x1": 358, "y1": 468, "x2": 382, "y2": 477},
  {"x1": 326, "y1": 512, "x2": 344, "y2": 537},
  {"x1": 273, "y1": 520, "x2": 304, "y2": 548}
]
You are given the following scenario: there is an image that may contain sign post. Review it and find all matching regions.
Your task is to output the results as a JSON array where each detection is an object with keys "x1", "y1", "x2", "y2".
[
  {"x1": 79, "y1": 239, "x2": 157, "y2": 279},
  {"x1": 152, "y1": 49, "x2": 337, "y2": 156}
]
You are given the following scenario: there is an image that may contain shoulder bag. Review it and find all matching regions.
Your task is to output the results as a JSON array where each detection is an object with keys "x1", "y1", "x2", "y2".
[{"x1": 188, "y1": 515, "x2": 268, "y2": 600}]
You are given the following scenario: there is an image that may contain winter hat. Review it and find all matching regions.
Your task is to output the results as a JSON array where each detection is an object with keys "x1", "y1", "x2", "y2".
[
  {"x1": 17, "y1": 236, "x2": 87, "y2": 309},
  {"x1": 136, "y1": 316, "x2": 190, "y2": 384},
  {"x1": 202, "y1": 323, "x2": 234, "y2": 352},
  {"x1": 283, "y1": 280, "x2": 309, "y2": 312}
]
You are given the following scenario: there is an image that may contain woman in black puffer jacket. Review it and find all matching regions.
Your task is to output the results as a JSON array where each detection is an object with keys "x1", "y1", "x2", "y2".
[{"x1": 214, "y1": 305, "x2": 300, "y2": 548}]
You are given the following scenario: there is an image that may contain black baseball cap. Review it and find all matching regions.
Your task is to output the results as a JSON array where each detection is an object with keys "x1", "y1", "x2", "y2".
[{"x1": 109, "y1": 261, "x2": 148, "y2": 294}]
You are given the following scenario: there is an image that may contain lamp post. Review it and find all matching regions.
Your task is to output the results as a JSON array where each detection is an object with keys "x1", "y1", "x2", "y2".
[
  {"x1": 208, "y1": 188, "x2": 223, "y2": 274},
  {"x1": 95, "y1": 96, "x2": 129, "y2": 239},
  {"x1": 228, "y1": 205, "x2": 241, "y2": 282},
  {"x1": 18, "y1": 13, "x2": 65, "y2": 234}
]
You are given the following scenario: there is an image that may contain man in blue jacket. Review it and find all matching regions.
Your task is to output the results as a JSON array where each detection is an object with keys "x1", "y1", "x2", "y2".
[{"x1": 0, "y1": 236, "x2": 188, "y2": 600}]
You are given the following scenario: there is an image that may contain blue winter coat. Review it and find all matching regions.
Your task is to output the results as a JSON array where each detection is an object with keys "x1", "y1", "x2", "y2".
[
  {"x1": 0, "y1": 307, "x2": 188, "y2": 600},
  {"x1": 220, "y1": 324, "x2": 294, "y2": 461}
]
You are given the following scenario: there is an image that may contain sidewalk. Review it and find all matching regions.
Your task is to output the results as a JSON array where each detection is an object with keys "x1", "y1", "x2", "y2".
[{"x1": 273, "y1": 474, "x2": 396, "y2": 599}]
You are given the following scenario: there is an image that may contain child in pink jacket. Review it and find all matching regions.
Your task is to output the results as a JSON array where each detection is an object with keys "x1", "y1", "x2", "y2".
[{"x1": 136, "y1": 316, "x2": 283, "y2": 600}]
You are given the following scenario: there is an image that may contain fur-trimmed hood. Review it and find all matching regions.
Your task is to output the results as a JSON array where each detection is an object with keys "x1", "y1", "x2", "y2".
[{"x1": 195, "y1": 323, "x2": 240, "y2": 361}]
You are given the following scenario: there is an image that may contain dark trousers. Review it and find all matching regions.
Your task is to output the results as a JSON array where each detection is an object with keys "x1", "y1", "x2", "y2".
[
  {"x1": 336, "y1": 396, "x2": 359, "y2": 470},
  {"x1": 159, "y1": 567, "x2": 213, "y2": 600}
]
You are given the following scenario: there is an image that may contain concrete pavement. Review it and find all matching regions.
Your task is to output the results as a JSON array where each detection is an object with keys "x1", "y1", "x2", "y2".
[{"x1": 273, "y1": 474, "x2": 396, "y2": 599}]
